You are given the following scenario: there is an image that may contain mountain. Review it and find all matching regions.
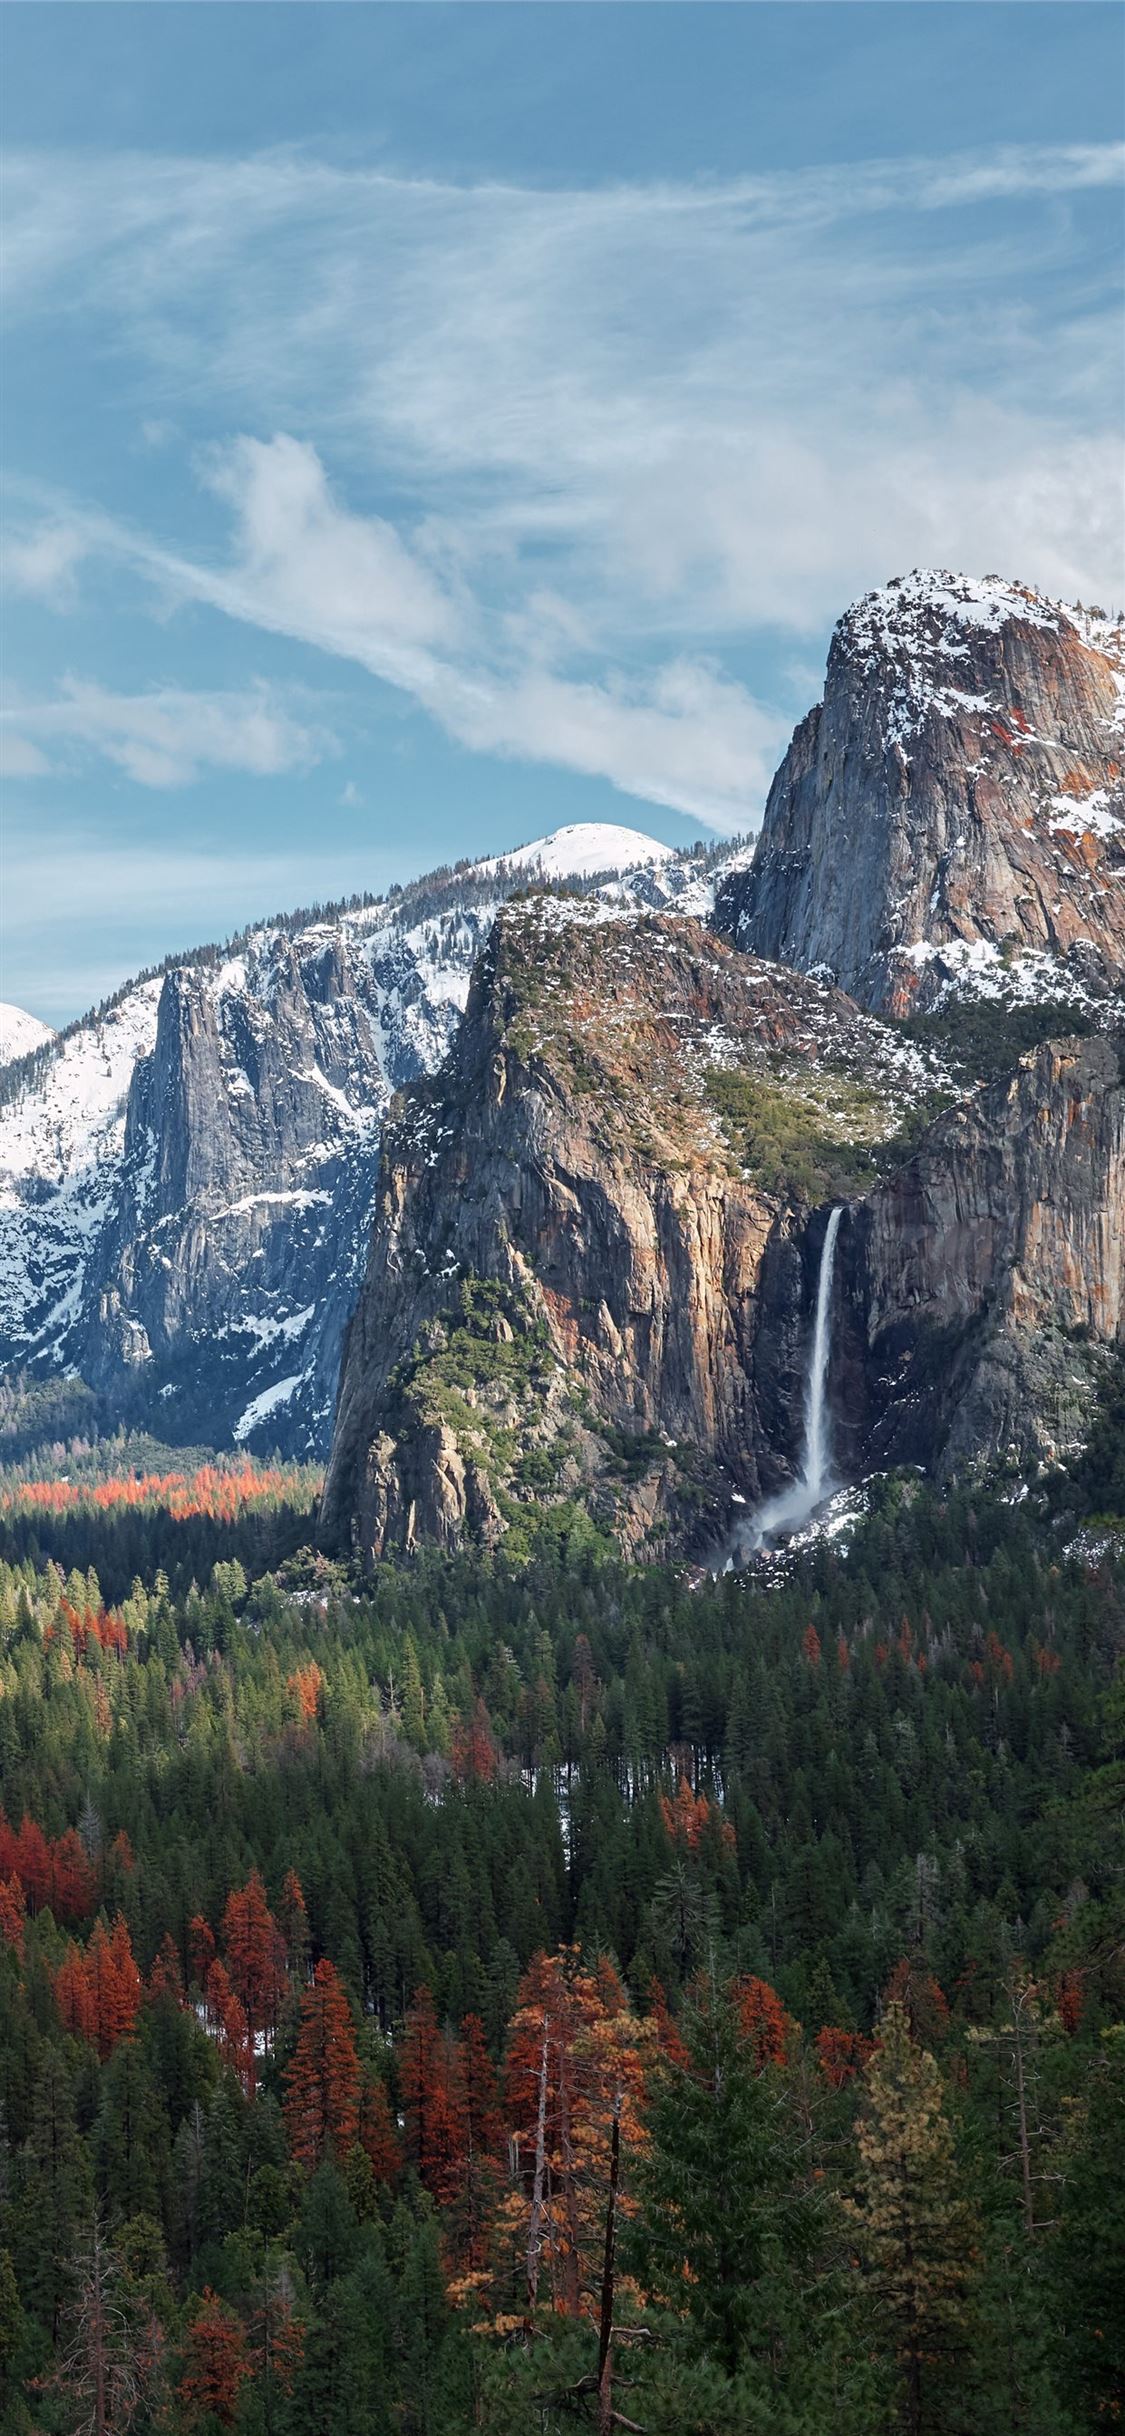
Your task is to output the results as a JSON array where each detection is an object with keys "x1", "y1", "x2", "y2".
[
  {"x1": 475, "y1": 821, "x2": 676, "y2": 880},
  {"x1": 7, "y1": 568, "x2": 1123, "y2": 1519},
  {"x1": 715, "y1": 572, "x2": 1125, "y2": 1013},
  {"x1": 0, "y1": 828, "x2": 722, "y2": 1453},
  {"x1": 0, "y1": 1004, "x2": 54, "y2": 1067},
  {"x1": 320, "y1": 890, "x2": 1123, "y2": 1563}
]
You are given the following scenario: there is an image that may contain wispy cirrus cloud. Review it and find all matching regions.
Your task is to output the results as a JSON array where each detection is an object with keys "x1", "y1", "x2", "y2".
[
  {"x1": 6, "y1": 441, "x2": 788, "y2": 826},
  {"x1": 4, "y1": 136, "x2": 1122, "y2": 829},
  {"x1": 2, "y1": 676, "x2": 337, "y2": 788}
]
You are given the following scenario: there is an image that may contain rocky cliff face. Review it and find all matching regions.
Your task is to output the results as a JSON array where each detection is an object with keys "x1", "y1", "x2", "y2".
[
  {"x1": 838, "y1": 1031, "x2": 1124, "y2": 1481},
  {"x1": 715, "y1": 573, "x2": 1125, "y2": 1015},
  {"x1": 323, "y1": 904, "x2": 1123, "y2": 1566},
  {"x1": 320, "y1": 901, "x2": 951, "y2": 1560},
  {"x1": 0, "y1": 829, "x2": 717, "y2": 1451}
]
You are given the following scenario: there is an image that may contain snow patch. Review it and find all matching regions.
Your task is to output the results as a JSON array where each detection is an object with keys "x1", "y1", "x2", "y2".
[
  {"x1": 233, "y1": 1373, "x2": 303, "y2": 1442},
  {"x1": 0, "y1": 1004, "x2": 54, "y2": 1067},
  {"x1": 1047, "y1": 789, "x2": 1123, "y2": 842}
]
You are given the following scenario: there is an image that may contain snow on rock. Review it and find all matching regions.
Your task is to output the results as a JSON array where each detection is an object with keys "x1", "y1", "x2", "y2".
[
  {"x1": 0, "y1": 981, "x2": 164, "y2": 1354},
  {"x1": 234, "y1": 1372, "x2": 303, "y2": 1444},
  {"x1": 718, "y1": 568, "x2": 1125, "y2": 1014},
  {"x1": 0, "y1": 1005, "x2": 54, "y2": 1068},
  {"x1": 1047, "y1": 788, "x2": 1123, "y2": 842}
]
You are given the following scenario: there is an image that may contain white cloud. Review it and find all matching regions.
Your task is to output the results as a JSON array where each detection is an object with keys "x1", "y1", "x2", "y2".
[
  {"x1": 39, "y1": 445, "x2": 778, "y2": 823},
  {"x1": 0, "y1": 731, "x2": 51, "y2": 778},
  {"x1": 3, "y1": 520, "x2": 89, "y2": 607},
  {"x1": 4, "y1": 679, "x2": 336, "y2": 788},
  {"x1": 4, "y1": 136, "x2": 1122, "y2": 825},
  {"x1": 196, "y1": 433, "x2": 460, "y2": 671},
  {"x1": 428, "y1": 657, "x2": 788, "y2": 831}
]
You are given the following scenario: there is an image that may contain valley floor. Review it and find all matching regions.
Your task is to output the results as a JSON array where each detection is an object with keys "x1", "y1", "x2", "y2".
[{"x1": 1, "y1": 1423, "x2": 1122, "y2": 2434}]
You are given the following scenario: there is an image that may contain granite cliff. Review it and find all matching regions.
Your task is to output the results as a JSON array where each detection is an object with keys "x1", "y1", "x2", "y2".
[
  {"x1": 322, "y1": 906, "x2": 1123, "y2": 1564},
  {"x1": 715, "y1": 572, "x2": 1125, "y2": 1014}
]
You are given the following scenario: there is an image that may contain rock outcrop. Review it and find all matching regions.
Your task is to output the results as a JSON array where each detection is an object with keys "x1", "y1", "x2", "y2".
[
  {"x1": 715, "y1": 573, "x2": 1125, "y2": 1014},
  {"x1": 838, "y1": 1032, "x2": 1125, "y2": 1480},
  {"x1": 6, "y1": 571, "x2": 1122, "y2": 1512},
  {"x1": 320, "y1": 903, "x2": 929, "y2": 1559},
  {"x1": 323, "y1": 904, "x2": 1124, "y2": 1565}
]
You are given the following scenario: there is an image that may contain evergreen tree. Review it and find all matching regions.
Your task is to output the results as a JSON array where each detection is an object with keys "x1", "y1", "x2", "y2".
[
  {"x1": 292, "y1": 2238, "x2": 393, "y2": 2436},
  {"x1": 1050, "y1": 2026, "x2": 1125, "y2": 2428},
  {"x1": 0, "y1": 2245, "x2": 35, "y2": 2432},
  {"x1": 629, "y1": 1976, "x2": 877, "y2": 2427},
  {"x1": 848, "y1": 2002, "x2": 975, "y2": 2435}
]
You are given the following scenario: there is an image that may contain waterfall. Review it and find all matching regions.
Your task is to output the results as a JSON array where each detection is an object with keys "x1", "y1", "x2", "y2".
[
  {"x1": 731, "y1": 1205, "x2": 844, "y2": 1561},
  {"x1": 801, "y1": 1202, "x2": 842, "y2": 1510}
]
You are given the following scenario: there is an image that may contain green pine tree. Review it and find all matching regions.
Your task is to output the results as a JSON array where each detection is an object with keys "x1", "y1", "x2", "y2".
[{"x1": 847, "y1": 2002, "x2": 975, "y2": 2436}]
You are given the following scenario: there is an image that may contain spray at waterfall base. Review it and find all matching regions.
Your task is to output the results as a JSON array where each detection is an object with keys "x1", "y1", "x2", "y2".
[{"x1": 724, "y1": 1206, "x2": 849, "y2": 1571}]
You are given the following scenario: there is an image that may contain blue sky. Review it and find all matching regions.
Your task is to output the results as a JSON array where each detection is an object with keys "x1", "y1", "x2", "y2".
[{"x1": 2, "y1": 3, "x2": 1122, "y2": 1023}]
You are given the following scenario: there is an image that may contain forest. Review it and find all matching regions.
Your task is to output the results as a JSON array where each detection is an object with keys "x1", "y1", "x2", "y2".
[{"x1": 0, "y1": 1447, "x2": 1122, "y2": 2435}]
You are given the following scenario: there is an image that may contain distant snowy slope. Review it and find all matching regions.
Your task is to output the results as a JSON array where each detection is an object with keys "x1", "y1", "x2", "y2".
[
  {"x1": 478, "y1": 822, "x2": 673, "y2": 880},
  {"x1": 0, "y1": 824, "x2": 730, "y2": 1453},
  {"x1": 0, "y1": 1004, "x2": 55, "y2": 1067}
]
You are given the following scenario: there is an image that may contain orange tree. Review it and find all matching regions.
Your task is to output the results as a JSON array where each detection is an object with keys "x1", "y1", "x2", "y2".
[{"x1": 284, "y1": 1959, "x2": 361, "y2": 2171}]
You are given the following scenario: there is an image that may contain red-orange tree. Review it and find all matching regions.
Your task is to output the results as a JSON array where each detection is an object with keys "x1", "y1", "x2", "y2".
[
  {"x1": 400, "y1": 1985, "x2": 467, "y2": 2206},
  {"x1": 179, "y1": 2289, "x2": 249, "y2": 2428},
  {"x1": 284, "y1": 1958, "x2": 361, "y2": 2170},
  {"x1": 494, "y1": 1947, "x2": 653, "y2": 2322},
  {"x1": 731, "y1": 1974, "x2": 798, "y2": 2072},
  {"x1": 222, "y1": 1868, "x2": 286, "y2": 2075}
]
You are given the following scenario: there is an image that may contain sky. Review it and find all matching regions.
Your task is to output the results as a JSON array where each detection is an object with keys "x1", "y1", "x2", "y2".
[{"x1": 2, "y1": 3, "x2": 1122, "y2": 1024}]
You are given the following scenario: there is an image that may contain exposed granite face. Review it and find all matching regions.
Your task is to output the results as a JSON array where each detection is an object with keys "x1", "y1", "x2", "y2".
[
  {"x1": 323, "y1": 903, "x2": 1124, "y2": 1564},
  {"x1": 715, "y1": 573, "x2": 1125, "y2": 1015},
  {"x1": 321, "y1": 906, "x2": 879, "y2": 1558},
  {"x1": 837, "y1": 1032, "x2": 1125, "y2": 1479},
  {"x1": 74, "y1": 939, "x2": 399, "y2": 1452},
  {"x1": 6, "y1": 575, "x2": 1121, "y2": 1507}
]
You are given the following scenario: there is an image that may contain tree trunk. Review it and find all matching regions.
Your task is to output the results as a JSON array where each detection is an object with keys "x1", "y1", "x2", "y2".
[
  {"x1": 596, "y1": 2090, "x2": 622, "y2": 2436},
  {"x1": 526, "y1": 2026, "x2": 550, "y2": 2309}
]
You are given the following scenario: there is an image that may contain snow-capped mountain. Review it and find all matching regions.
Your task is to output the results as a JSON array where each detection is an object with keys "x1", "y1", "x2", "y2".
[
  {"x1": 9, "y1": 568, "x2": 1117, "y2": 1472},
  {"x1": 0, "y1": 826, "x2": 726, "y2": 1453},
  {"x1": 717, "y1": 571, "x2": 1125, "y2": 1013},
  {"x1": 0, "y1": 1004, "x2": 54, "y2": 1068},
  {"x1": 475, "y1": 822, "x2": 674, "y2": 880}
]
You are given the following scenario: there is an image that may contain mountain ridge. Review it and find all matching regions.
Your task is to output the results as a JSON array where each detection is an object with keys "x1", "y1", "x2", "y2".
[
  {"x1": 5, "y1": 568, "x2": 1123, "y2": 1508},
  {"x1": 0, "y1": 826, "x2": 723, "y2": 1453}
]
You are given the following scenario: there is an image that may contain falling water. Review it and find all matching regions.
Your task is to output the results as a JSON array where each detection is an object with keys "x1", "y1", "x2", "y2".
[
  {"x1": 801, "y1": 1202, "x2": 843, "y2": 1511},
  {"x1": 730, "y1": 1205, "x2": 844, "y2": 1563}
]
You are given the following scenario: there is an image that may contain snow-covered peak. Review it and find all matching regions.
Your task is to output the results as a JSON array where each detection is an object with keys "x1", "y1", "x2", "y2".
[
  {"x1": 0, "y1": 1004, "x2": 54, "y2": 1068},
  {"x1": 833, "y1": 571, "x2": 1102, "y2": 752},
  {"x1": 476, "y1": 822, "x2": 673, "y2": 881},
  {"x1": 843, "y1": 570, "x2": 1067, "y2": 662}
]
